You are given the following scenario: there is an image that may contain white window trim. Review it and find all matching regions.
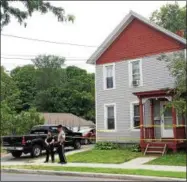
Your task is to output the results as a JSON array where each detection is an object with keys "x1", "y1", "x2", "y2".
[
  {"x1": 130, "y1": 101, "x2": 144, "y2": 132},
  {"x1": 128, "y1": 58, "x2": 143, "y2": 87},
  {"x1": 104, "y1": 103, "x2": 117, "y2": 132},
  {"x1": 103, "y1": 63, "x2": 116, "y2": 90}
]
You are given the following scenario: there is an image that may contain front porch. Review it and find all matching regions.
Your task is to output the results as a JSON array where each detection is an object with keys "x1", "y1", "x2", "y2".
[{"x1": 133, "y1": 89, "x2": 187, "y2": 153}]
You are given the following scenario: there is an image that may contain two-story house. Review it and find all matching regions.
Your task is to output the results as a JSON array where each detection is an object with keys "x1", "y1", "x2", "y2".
[{"x1": 87, "y1": 11, "x2": 186, "y2": 154}]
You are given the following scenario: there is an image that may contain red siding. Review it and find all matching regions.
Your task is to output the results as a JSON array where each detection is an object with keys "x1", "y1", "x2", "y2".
[{"x1": 96, "y1": 19, "x2": 185, "y2": 65}]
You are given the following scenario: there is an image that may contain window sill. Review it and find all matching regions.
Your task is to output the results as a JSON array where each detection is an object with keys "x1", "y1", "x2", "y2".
[
  {"x1": 104, "y1": 87, "x2": 116, "y2": 91},
  {"x1": 129, "y1": 85, "x2": 143, "y2": 88},
  {"x1": 131, "y1": 129, "x2": 140, "y2": 132},
  {"x1": 97, "y1": 129, "x2": 117, "y2": 132}
]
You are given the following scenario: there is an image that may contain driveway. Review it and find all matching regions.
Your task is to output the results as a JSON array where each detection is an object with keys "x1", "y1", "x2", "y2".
[{"x1": 1, "y1": 144, "x2": 94, "y2": 165}]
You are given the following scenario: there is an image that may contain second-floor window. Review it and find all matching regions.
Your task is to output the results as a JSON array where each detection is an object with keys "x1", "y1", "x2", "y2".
[
  {"x1": 104, "y1": 64, "x2": 115, "y2": 90},
  {"x1": 129, "y1": 59, "x2": 143, "y2": 87}
]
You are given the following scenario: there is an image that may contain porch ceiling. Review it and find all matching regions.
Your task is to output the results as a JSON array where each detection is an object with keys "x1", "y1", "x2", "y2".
[{"x1": 133, "y1": 89, "x2": 174, "y2": 98}]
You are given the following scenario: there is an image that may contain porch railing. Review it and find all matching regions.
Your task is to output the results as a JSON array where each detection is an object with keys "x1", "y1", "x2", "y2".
[{"x1": 144, "y1": 127, "x2": 154, "y2": 141}]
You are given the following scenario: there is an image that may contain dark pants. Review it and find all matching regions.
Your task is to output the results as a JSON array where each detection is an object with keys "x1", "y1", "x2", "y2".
[
  {"x1": 57, "y1": 144, "x2": 67, "y2": 163},
  {"x1": 45, "y1": 145, "x2": 55, "y2": 162}
]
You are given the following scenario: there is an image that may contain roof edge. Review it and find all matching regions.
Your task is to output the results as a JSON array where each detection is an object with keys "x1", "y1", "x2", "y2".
[{"x1": 87, "y1": 10, "x2": 186, "y2": 65}]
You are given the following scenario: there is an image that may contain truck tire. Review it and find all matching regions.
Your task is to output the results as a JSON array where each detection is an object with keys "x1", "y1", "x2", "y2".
[
  {"x1": 31, "y1": 145, "x2": 42, "y2": 157},
  {"x1": 74, "y1": 140, "x2": 81, "y2": 150},
  {"x1": 11, "y1": 151, "x2": 22, "y2": 158}
]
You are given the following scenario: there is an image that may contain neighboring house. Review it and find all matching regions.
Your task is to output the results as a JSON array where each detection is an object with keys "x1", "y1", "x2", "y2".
[
  {"x1": 40, "y1": 113, "x2": 95, "y2": 130},
  {"x1": 87, "y1": 11, "x2": 186, "y2": 153}
]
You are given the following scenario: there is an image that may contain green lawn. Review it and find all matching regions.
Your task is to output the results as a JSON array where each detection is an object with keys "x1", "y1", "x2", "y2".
[
  {"x1": 64, "y1": 149, "x2": 142, "y2": 164},
  {"x1": 2, "y1": 165, "x2": 186, "y2": 179},
  {"x1": 147, "y1": 151, "x2": 186, "y2": 166}
]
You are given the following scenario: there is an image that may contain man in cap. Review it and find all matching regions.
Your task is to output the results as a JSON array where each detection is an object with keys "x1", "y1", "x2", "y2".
[{"x1": 56, "y1": 125, "x2": 67, "y2": 164}]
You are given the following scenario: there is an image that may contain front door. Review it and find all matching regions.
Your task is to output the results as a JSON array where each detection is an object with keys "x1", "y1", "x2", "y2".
[{"x1": 160, "y1": 101, "x2": 173, "y2": 138}]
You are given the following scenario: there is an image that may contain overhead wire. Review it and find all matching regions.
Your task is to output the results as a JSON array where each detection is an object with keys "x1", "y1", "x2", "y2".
[{"x1": 1, "y1": 33, "x2": 104, "y2": 48}]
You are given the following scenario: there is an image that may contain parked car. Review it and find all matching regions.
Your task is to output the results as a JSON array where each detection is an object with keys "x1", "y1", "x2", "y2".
[
  {"x1": 78, "y1": 128, "x2": 96, "y2": 145},
  {"x1": 2, "y1": 125, "x2": 82, "y2": 158}
]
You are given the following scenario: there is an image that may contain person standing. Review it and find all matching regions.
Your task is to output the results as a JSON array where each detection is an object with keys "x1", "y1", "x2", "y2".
[
  {"x1": 56, "y1": 125, "x2": 67, "y2": 164},
  {"x1": 44, "y1": 130, "x2": 55, "y2": 163}
]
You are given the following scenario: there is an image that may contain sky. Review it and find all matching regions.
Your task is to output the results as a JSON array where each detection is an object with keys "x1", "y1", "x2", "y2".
[{"x1": 1, "y1": 1, "x2": 186, "y2": 73}]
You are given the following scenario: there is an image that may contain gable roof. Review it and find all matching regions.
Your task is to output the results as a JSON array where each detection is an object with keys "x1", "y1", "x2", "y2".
[
  {"x1": 87, "y1": 10, "x2": 186, "y2": 64},
  {"x1": 40, "y1": 112, "x2": 95, "y2": 127}
]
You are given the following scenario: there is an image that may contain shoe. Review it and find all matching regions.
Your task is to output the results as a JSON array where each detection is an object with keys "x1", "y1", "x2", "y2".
[
  {"x1": 58, "y1": 162, "x2": 67, "y2": 164},
  {"x1": 44, "y1": 161, "x2": 48, "y2": 163},
  {"x1": 52, "y1": 161, "x2": 54, "y2": 163}
]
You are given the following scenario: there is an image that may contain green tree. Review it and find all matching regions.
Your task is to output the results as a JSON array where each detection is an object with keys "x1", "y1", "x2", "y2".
[
  {"x1": 1, "y1": 66, "x2": 21, "y2": 111},
  {"x1": 158, "y1": 50, "x2": 186, "y2": 114},
  {"x1": 1, "y1": 0, "x2": 75, "y2": 29},
  {"x1": 1, "y1": 105, "x2": 44, "y2": 136},
  {"x1": 150, "y1": 2, "x2": 186, "y2": 37},
  {"x1": 1, "y1": 101, "x2": 15, "y2": 136},
  {"x1": 13, "y1": 108, "x2": 44, "y2": 135},
  {"x1": 11, "y1": 65, "x2": 37, "y2": 110},
  {"x1": 32, "y1": 55, "x2": 66, "y2": 91}
]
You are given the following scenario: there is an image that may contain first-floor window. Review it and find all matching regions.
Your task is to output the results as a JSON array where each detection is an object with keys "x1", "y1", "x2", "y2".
[
  {"x1": 131, "y1": 102, "x2": 144, "y2": 130},
  {"x1": 105, "y1": 104, "x2": 116, "y2": 130},
  {"x1": 133, "y1": 104, "x2": 140, "y2": 129}
]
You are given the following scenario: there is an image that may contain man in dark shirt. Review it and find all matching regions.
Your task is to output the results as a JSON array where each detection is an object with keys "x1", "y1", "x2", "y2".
[{"x1": 44, "y1": 130, "x2": 55, "y2": 163}]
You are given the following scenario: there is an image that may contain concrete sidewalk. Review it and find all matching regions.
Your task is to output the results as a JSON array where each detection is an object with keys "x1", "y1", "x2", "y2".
[{"x1": 2, "y1": 160, "x2": 186, "y2": 172}]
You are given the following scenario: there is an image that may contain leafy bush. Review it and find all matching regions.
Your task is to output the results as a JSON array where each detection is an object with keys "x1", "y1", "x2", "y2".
[
  {"x1": 1, "y1": 106, "x2": 44, "y2": 136},
  {"x1": 95, "y1": 142, "x2": 120, "y2": 150},
  {"x1": 130, "y1": 144, "x2": 141, "y2": 152}
]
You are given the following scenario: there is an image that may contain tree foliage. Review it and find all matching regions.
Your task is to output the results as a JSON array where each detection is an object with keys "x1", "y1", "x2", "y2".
[
  {"x1": 10, "y1": 65, "x2": 37, "y2": 110},
  {"x1": 151, "y1": 2, "x2": 186, "y2": 115},
  {"x1": 150, "y1": 2, "x2": 186, "y2": 37},
  {"x1": 158, "y1": 50, "x2": 186, "y2": 114},
  {"x1": 10, "y1": 56, "x2": 95, "y2": 123},
  {"x1": 1, "y1": 0, "x2": 75, "y2": 29},
  {"x1": 1, "y1": 66, "x2": 21, "y2": 111}
]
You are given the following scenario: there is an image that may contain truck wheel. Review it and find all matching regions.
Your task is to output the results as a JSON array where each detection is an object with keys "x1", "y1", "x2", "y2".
[
  {"x1": 11, "y1": 151, "x2": 22, "y2": 158},
  {"x1": 31, "y1": 145, "x2": 42, "y2": 157},
  {"x1": 74, "y1": 140, "x2": 81, "y2": 150}
]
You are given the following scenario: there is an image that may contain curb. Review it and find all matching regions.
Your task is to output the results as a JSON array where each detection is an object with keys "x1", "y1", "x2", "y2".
[{"x1": 2, "y1": 168, "x2": 186, "y2": 181}]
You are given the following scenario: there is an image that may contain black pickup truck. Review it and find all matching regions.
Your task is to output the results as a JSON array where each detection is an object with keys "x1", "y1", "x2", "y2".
[{"x1": 2, "y1": 125, "x2": 82, "y2": 158}]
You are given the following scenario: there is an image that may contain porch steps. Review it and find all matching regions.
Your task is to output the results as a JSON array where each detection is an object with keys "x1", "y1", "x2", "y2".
[{"x1": 144, "y1": 143, "x2": 167, "y2": 156}]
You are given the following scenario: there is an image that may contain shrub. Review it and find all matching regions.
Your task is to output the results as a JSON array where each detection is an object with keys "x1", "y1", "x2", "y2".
[
  {"x1": 95, "y1": 142, "x2": 120, "y2": 150},
  {"x1": 130, "y1": 144, "x2": 141, "y2": 152}
]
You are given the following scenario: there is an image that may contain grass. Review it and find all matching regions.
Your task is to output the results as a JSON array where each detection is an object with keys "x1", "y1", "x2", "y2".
[
  {"x1": 2, "y1": 165, "x2": 186, "y2": 179},
  {"x1": 147, "y1": 151, "x2": 186, "y2": 166},
  {"x1": 64, "y1": 149, "x2": 142, "y2": 164}
]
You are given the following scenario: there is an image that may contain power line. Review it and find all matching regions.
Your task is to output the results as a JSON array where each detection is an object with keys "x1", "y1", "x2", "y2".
[
  {"x1": 1, "y1": 54, "x2": 89, "y2": 60},
  {"x1": 1, "y1": 57, "x2": 88, "y2": 61},
  {"x1": 2, "y1": 34, "x2": 103, "y2": 48}
]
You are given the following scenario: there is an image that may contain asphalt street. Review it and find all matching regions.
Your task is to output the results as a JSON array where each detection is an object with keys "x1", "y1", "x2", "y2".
[{"x1": 1, "y1": 173, "x2": 124, "y2": 181}]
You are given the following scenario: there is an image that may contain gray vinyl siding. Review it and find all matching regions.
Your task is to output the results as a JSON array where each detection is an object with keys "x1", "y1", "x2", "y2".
[{"x1": 95, "y1": 52, "x2": 175, "y2": 143}]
